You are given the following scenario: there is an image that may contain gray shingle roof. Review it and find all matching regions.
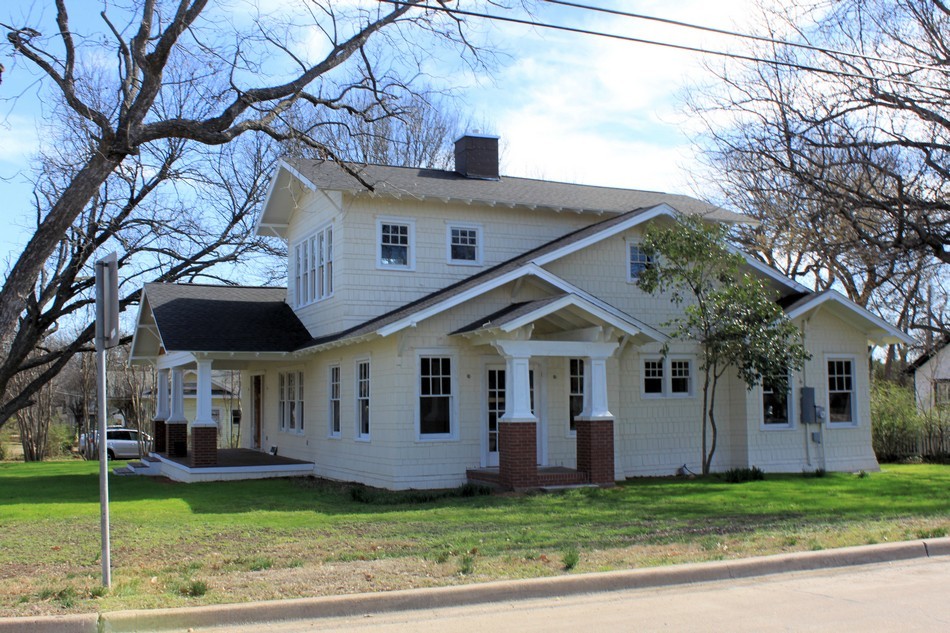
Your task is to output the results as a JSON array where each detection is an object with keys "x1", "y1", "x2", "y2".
[
  {"x1": 283, "y1": 158, "x2": 745, "y2": 222},
  {"x1": 145, "y1": 283, "x2": 312, "y2": 353}
]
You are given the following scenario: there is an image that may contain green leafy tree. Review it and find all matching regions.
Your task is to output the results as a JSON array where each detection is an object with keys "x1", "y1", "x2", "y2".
[{"x1": 638, "y1": 216, "x2": 809, "y2": 474}]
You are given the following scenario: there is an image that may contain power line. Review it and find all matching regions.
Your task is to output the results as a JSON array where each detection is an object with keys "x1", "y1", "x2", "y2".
[
  {"x1": 378, "y1": 1, "x2": 946, "y2": 92},
  {"x1": 543, "y1": 0, "x2": 950, "y2": 75}
]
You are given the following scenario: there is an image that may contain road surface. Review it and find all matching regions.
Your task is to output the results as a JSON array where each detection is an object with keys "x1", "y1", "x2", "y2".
[{"x1": 198, "y1": 557, "x2": 950, "y2": 632}]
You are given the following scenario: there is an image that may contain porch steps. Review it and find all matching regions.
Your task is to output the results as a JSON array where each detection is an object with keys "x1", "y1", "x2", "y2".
[
  {"x1": 466, "y1": 466, "x2": 591, "y2": 490},
  {"x1": 114, "y1": 458, "x2": 160, "y2": 477}
]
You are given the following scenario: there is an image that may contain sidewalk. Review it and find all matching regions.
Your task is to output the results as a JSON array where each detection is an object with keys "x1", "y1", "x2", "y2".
[{"x1": 4, "y1": 537, "x2": 949, "y2": 633}]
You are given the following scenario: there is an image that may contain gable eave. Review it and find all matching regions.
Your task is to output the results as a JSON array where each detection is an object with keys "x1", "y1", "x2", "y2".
[
  {"x1": 785, "y1": 290, "x2": 913, "y2": 346},
  {"x1": 253, "y1": 160, "x2": 319, "y2": 239}
]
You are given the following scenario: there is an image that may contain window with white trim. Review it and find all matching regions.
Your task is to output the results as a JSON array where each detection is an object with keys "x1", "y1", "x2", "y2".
[
  {"x1": 936, "y1": 380, "x2": 950, "y2": 410},
  {"x1": 447, "y1": 224, "x2": 481, "y2": 264},
  {"x1": 419, "y1": 356, "x2": 453, "y2": 437},
  {"x1": 827, "y1": 358, "x2": 855, "y2": 424},
  {"x1": 294, "y1": 225, "x2": 333, "y2": 307},
  {"x1": 328, "y1": 364, "x2": 341, "y2": 437},
  {"x1": 762, "y1": 371, "x2": 792, "y2": 427},
  {"x1": 356, "y1": 360, "x2": 371, "y2": 438},
  {"x1": 278, "y1": 371, "x2": 304, "y2": 433},
  {"x1": 670, "y1": 359, "x2": 692, "y2": 395},
  {"x1": 628, "y1": 243, "x2": 654, "y2": 281},
  {"x1": 569, "y1": 358, "x2": 585, "y2": 432},
  {"x1": 378, "y1": 219, "x2": 414, "y2": 269},
  {"x1": 643, "y1": 358, "x2": 664, "y2": 395},
  {"x1": 642, "y1": 357, "x2": 694, "y2": 397}
]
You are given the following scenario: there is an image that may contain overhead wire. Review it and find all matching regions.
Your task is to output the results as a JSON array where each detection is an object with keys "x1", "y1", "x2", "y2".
[
  {"x1": 543, "y1": 0, "x2": 950, "y2": 75},
  {"x1": 378, "y1": 0, "x2": 947, "y2": 92}
]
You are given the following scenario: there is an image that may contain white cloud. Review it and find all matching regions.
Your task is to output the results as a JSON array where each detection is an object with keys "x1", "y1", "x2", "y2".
[
  {"x1": 462, "y1": 0, "x2": 762, "y2": 193},
  {"x1": 0, "y1": 115, "x2": 39, "y2": 165}
]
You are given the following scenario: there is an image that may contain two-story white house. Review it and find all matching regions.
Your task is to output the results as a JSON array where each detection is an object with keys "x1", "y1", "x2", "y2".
[{"x1": 130, "y1": 135, "x2": 912, "y2": 489}]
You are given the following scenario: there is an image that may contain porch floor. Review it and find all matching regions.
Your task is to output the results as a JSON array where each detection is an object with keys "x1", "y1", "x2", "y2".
[
  {"x1": 466, "y1": 466, "x2": 590, "y2": 488},
  {"x1": 160, "y1": 448, "x2": 313, "y2": 469}
]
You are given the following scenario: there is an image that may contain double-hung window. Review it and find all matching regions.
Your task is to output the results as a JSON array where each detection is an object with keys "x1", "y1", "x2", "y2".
[
  {"x1": 447, "y1": 224, "x2": 482, "y2": 264},
  {"x1": 356, "y1": 360, "x2": 371, "y2": 439},
  {"x1": 328, "y1": 365, "x2": 341, "y2": 437},
  {"x1": 569, "y1": 358, "x2": 585, "y2": 432},
  {"x1": 378, "y1": 219, "x2": 414, "y2": 269},
  {"x1": 643, "y1": 359, "x2": 664, "y2": 395},
  {"x1": 762, "y1": 371, "x2": 793, "y2": 427},
  {"x1": 419, "y1": 356, "x2": 453, "y2": 437},
  {"x1": 642, "y1": 357, "x2": 693, "y2": 397},
  {"x1": 936, "y1": 380, "x2": 950, "y2": 410},
  {"x1": 627, "y1": 243, "x2": 654, "y2": 281},
  {"x1": 294, "y1": 225, "x2": 333, "y2": 306},
  {"x1": 278, "y1": 370, "x2": 304, "y2": 433},
  {"x1": 827, "y1": 358, "x2": 856, "y2": 424}
]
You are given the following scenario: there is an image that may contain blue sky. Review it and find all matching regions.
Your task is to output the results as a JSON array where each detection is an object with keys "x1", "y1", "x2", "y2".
[{"x1": 0, "y1": 0, "x2": 758, "y2": 268}]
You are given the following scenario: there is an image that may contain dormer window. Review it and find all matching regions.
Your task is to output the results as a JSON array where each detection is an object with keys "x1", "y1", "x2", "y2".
[
  {"x1": 294, "y1": 225, "x2": 333, "y2": 307},
  {"x1": 378, "y1": 218, "x2": 415, "y2": 270},
  {"x1": 447, "y1": 224, "x2": 482, "y2": 265}
]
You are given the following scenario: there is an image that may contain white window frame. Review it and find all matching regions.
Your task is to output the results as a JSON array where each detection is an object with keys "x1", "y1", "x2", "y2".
[
  {"x1": 355, "y1": 359, "x2": 371, "y2": 440},
  {"x1": 377, "y1": 217, "x2": 415, "y2": 270},
  {"x1": 826, "y1": 355, "x2": 858, "y2": 426},
  {"x1": 293, "y1": 223, "x2": 333, "y2": 307},
  {"x1": 416, "y1": 351, "x2": 458, "y2": 441},
  {"x1": 669, "y1": 357, "x2": 693, "y2": 397},
  {"x1": 761, "y1": 371, "x2": 795, "y2": 430},
  {"x1": 328, "y1": 364, "x2": 341, "y2": 438},
  {"x1": 278, "y1": 370, "x2": 305, "y2": 434},
  {"x1": 641, "y1": 356, "x2": 665, "y2": 398},
  {"x1": 446, "y1": 223, "x2": 483, "y2": 266},
  {"x1": 641, "y1": 356, "x2": 695, "y2": 398},
  {"x1": 568, "y1": 358, "x2": 584, "y2": 435},
  {"x1": 626, "y1": 239, "x2": 654, "y2": 282}
]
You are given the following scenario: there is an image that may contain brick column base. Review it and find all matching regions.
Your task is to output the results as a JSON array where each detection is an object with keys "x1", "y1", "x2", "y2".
[
  {"x1": 190, "y1": 426, "x2": 218, "y2": 467},
  {"x1": 499, "y1": 421, "x2": 537, "y2": 490},
  {"x1": 166, "y1": 423, "x2": 188, "y2": 458},
  {"x1": 152, "y1": 419, "x2": 167, "y2": 453},
  {"x1": 576, "y1": 418, "x2": 615, "y2": 485}
]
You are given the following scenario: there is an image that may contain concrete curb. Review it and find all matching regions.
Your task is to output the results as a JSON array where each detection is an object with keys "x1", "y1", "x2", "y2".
[{"x1": 4, "y1": 537, "x2": 948, "y2": 633}]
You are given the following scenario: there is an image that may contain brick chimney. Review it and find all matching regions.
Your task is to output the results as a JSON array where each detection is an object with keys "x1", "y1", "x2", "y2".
[{"x1": 454, "y1": 134, "x2": 499, "y2": 180}]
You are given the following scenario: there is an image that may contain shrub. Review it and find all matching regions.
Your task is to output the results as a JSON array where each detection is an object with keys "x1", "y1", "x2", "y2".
[
  {"x1": 722, "y1": 466, "x2": 765, "y2": 483},
  {"x1": 871, "y1": 381, "x2": 924, "y2": 461}
]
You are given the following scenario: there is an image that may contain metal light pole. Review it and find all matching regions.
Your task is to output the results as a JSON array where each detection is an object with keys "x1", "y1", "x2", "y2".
[{"x1": 95, "y1": 252, "x2": 119, "y2": 588}]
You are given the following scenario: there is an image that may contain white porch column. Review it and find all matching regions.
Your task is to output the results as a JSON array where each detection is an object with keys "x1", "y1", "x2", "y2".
[
  {"x1": 154, "y1": 369, "x2": 170, "y2": 421},
  {"x1": 500, "y1": 354, "x2": 536, "y2": 422},
  {"x1": 580, "y1": 356, "x2": 613, "y2": 420},
  {"x1": 191, "y1": 359, "x2": 215, "y2": 427},
  {"x1": 167, "y1": 367, "x2": 186, "y2": 424}
]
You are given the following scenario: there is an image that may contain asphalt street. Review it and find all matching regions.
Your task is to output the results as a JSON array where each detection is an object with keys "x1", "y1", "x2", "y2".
[{"x1": 197, "y1": 557, "x2": 950, "y2": 633}]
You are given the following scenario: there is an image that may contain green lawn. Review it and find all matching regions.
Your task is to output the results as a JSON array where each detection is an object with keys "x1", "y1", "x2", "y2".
[{"x1": 1, "y1": 460, "x2": 948, "y2": 616}]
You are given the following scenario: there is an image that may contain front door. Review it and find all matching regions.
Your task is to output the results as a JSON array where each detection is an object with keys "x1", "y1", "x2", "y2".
[
  {"x1": 485, "y1": 366, "x2": 540, "y2": 467},
  {"x1": 252, "y1": 375, "x2": 263, "y2": 450}
]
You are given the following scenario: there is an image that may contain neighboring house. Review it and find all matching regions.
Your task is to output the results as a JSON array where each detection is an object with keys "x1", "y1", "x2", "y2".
[
  {"x1": 130, "y1": 135, "x2": 912, "y2": 489},
  {"x1": 909, "y1": 336, "x2": 950, "y2": 414}
]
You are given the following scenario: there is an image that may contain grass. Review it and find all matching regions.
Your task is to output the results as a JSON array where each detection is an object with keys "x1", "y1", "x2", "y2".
[{"x1": 0, "y1": 460, "x2": 948, "y2": 616}]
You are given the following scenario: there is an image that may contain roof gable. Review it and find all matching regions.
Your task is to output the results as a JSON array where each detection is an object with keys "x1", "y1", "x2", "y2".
[{"x1": 784, "y1": 290, "x2": 913, "y2": 346}]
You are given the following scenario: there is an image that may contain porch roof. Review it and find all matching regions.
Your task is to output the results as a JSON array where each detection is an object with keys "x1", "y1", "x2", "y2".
[{"x1": 451, "y1": 293, "x2": 663, "y2": 343}]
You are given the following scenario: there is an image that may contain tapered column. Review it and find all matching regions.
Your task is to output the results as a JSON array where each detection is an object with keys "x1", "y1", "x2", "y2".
[
  {"x1": 165, "y1": 367, "x2": 188, "y2": 458},
  {"x1": 575, "y1": 355, "x2": 615, "y2": 485},
  {"x1": 190, "y1": 359, "x2": 218, "y2": 467},
  {"x1": 499, "y1": 354, "x2": 537, "y2": 490},
  {"x1": 152, "y1": 368, "x2": 170, "y2": 454}
]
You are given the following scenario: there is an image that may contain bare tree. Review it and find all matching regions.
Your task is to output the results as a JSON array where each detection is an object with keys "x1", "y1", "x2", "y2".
[
  {"x1": 686, "y1": 0, "x2": 949, "y2": 354},
  {"x1": 0, "y1": 0, "x2": 506, "y2": 430}
]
